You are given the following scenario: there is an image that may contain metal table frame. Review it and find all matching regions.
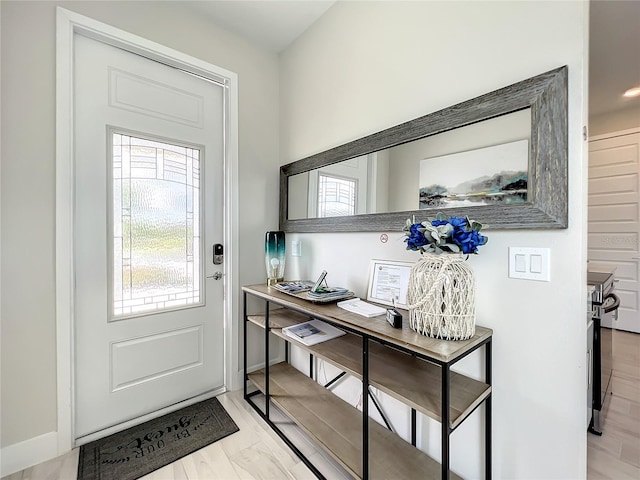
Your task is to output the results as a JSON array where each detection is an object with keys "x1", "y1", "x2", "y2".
[{"x1": 243, "y1": 289, "x2": 492, "y2": 479}]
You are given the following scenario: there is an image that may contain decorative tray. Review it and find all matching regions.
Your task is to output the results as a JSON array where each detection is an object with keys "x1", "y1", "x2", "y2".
[
  {"x1": 273, "y1": 281, "x2": 355, "y2": 304},
  {"x1": 284, "y1": 289, "x2": 356, "y2": 304}
]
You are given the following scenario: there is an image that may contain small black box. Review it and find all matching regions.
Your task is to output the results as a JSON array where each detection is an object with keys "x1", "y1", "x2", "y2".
[{"x1": 386, "y1": 309, "x2": 402, "y2": 328}]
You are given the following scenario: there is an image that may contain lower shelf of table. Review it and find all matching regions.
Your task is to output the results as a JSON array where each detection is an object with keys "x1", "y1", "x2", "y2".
[
  {"x1": 248, "y1": 311, "x2": 491, "y2": 429},
  {"x1": 248, "y1": 362, "x2": 462, "y2": 480}
]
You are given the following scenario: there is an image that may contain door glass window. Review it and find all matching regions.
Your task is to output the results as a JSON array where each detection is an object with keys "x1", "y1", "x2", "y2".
[
  {"x1": 317, "y1": 174, "x2": 357, "y2": 217},
  {"x1": 111, "y1": 132, "x2": 202, "y2": 318}
]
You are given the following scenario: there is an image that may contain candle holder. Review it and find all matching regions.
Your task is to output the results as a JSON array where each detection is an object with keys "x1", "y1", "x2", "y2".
[{"x1": 265, "y1": 231, "x2": 285, "y2": 286}]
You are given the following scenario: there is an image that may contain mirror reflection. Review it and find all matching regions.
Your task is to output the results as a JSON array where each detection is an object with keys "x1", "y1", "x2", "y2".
[{"x1": 288, "y1": 109, "x2": 530, "y2": 220}]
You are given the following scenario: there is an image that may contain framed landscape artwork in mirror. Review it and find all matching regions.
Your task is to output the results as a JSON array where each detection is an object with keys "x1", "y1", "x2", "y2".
[{"x1": 280, "y1": 66, "x2": 568, "y2": 233}]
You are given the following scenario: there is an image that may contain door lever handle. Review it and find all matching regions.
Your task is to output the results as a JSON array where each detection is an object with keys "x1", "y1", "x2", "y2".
[{"x1": 206, "y1": 271, "x2": 223, "y2": 280}]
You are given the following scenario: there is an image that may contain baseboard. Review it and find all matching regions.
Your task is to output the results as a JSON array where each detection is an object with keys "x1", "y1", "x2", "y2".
[
  {"x1": 0, "y1": 431, "x2": 59, "y2": 477},
  {"x1": 246, "y1": 354, "x2": 285, "y2": 376}
]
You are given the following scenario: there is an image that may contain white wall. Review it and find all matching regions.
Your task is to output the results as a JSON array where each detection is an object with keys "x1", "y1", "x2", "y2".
[
  {"x1": 0, "y1": 0, "x2": 279, "y2": 462},
  {"x1": 280, "y1": 1, "x2": 589, "y2": 479},
  {"x1": 590, "y1": 104, "x2": 640, "y2": 136}
]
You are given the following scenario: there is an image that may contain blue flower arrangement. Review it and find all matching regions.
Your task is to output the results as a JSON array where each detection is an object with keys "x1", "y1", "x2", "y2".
[{"x1": 404, "y1": 212, "x2": 488, "y2": 255}]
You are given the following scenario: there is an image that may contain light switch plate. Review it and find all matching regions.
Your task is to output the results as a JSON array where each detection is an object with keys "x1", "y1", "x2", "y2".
[
  {"x1": 291, "y1": 240, "x2": 301, "y2": 257},
  {"x1": 509, "y1": 247, "x2": 550, "y2": 281}
]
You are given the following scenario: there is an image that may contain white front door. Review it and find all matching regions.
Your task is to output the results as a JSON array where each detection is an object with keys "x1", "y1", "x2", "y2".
[
  {"x1": 74, "y1": 34, "x2": 226, "y2": 440},
  {"x1": 588, "y1": 131, "x2": 640, "y2": 333}
]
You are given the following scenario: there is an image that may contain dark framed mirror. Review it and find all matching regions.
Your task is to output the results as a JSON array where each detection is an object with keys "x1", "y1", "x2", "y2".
[{"x1": 280, "y1": 66, "x2": 567, "y2": 232}]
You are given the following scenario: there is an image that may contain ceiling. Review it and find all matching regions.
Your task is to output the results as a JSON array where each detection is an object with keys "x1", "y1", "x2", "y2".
[
  {"x1": 184, "y1": 0, "x2": 639, "y2": 118},
  {"x1": 589, "y1": 0, "x2": 640, "y2": 117},
  {"x1": 183, "y1": 0, "x2": 335, "y2": 53}
]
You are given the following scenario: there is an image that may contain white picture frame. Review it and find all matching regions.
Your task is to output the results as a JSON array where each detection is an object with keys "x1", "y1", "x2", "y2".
[{"x1": 366, "y1": 260, "x2": 413, "y2": 309}]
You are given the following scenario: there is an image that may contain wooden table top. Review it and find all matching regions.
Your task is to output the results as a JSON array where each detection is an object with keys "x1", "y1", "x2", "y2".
[{"x1": 243, "y1": 284, "x2": 492, "y2": 363}]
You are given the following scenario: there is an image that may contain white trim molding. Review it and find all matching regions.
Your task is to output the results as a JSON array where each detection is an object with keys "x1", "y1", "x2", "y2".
[
  {"x1": 0, "y1": 432, "x2": 58, "y2": 477},
  {"x1": 589, "y1": 126, "x2": 640, "y2": 142},
  {"x1": 55, "y1": 6, "x2": 239, "y2": 463}
]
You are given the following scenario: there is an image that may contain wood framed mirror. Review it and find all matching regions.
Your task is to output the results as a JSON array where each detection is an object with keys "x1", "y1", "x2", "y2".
[{"x1": 280, "y1": 66, "x2": 567, "y2": 232}]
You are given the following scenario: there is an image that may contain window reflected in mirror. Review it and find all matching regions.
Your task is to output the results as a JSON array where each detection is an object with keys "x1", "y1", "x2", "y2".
[{"x1": 317, "y1": 174, "x2": 357, "y2": 217}]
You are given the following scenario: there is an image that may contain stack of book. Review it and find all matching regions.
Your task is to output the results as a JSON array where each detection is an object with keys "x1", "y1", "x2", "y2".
[
  {"x1": 282, "y1": 319, "x2": 346, "y2": 346},
  {"x1": 337, "y1": 298, "x2": 387, "y2": 318}
]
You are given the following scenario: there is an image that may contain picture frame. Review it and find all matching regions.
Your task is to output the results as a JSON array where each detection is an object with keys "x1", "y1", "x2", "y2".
[{"x1": 366, "y1": 260, "x2": 413, "y2": 309}]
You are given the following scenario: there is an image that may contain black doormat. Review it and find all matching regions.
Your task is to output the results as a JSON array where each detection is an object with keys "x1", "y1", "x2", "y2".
[{"x1": 77, "y1": 397, "x2": 239, "y2": 480}]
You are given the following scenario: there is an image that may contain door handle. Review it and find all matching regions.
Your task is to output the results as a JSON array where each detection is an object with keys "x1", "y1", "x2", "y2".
[{"x1": 206, "y1": 271, "x2": 223, "y2": 280}]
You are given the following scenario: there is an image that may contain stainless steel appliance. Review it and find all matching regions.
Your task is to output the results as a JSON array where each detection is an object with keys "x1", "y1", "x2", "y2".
[{"x1": 587, "y1": 271, "x2": 620, "y2": 435}]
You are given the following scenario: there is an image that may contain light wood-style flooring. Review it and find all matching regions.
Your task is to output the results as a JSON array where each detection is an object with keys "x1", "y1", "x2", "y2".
[
  {"x1": 588, "y1": 329, "x2": 640, "y2": 479},
  {"x1": 4, "y1": 329, "x2": 639, "y2": 480},
  {"x1": 1, "y1": 390, "x2": 348, "y2": 480}
]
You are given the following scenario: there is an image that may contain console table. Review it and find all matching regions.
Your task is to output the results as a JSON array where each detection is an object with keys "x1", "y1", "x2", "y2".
[{"x1": 243, "y1": 284, "x2": 492, "y2": 479}]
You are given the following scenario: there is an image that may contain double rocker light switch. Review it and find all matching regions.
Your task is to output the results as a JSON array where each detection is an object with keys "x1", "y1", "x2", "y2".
[{"x1": 509, "y1": 247, "x2": 550, "y2": 281}]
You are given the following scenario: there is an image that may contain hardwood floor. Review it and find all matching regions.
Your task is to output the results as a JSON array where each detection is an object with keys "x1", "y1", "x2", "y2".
[
  {"x1": 588, "y1": 329, "x2": 640, "y2": 480},
  {"x1": 1, "y1": 391, "x2": 348, "y2": 480},
  {"x1": 4, "y1": 330, "x2": 639, "y2": 479}
]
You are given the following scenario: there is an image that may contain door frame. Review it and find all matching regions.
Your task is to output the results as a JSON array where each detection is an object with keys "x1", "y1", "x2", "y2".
[
  {"x1": 55, "y1": 7, "x2": 239, "y2": 453},
  {"x1": 588, "y1": 126, "x2": 640, "y2": 333}
]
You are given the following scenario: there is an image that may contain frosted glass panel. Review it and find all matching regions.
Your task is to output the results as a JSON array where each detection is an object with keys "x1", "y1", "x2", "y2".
[
  {"x1": 318, "y1": 174, "x2": 356, "y2": 218},
  {"x1": 112, "y1": 133, "x2": 201, "y2": 317}
]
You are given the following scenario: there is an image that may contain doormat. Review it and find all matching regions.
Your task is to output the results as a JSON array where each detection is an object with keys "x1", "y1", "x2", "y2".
[{"x1": 77, "y1": 397, "x2": 239, "y2": 480}]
